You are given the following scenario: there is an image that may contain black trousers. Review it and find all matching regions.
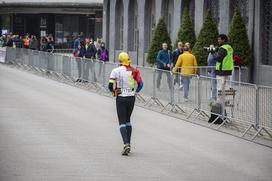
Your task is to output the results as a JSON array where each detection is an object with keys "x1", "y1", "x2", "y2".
[
  {"x1": 116, "y1": 96, "x2": 135, "y2": 144},
  {"x1": 116, "y1": 96, "x2": 135, "y2": 125}
]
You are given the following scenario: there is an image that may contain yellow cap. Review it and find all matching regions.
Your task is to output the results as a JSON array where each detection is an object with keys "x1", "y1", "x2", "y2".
[{"x1": 118, "y1": 52, "x2": 131, "y2": 66}]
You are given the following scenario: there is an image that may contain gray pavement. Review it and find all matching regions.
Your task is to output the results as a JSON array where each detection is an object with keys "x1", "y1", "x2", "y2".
[{"x1": 0, "y1": 64, "x2": 272, "y2": 181}]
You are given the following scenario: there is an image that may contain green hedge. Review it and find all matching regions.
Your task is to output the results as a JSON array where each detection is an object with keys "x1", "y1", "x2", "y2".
[
  {"x1": 175, "y1": 8, "x2": 196, "y2": 47},
  {"x1": 192, "y1": 10, "x2": 218, "y2": 66},
  {"x1": 228, "y1": 8, "x2": 253, "y2": 66},
  {"x1": 147, "y1": 17, "x2": 172, "y2": 65}
]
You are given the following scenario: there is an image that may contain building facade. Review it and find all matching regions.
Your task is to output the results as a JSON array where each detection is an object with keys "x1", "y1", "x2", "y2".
[
  {"x1": 0, "y1": 0, "x2": 103, "y2": 48},
  {"x1": 103, "y1": 0, "x2": 272, "y2": 86}
]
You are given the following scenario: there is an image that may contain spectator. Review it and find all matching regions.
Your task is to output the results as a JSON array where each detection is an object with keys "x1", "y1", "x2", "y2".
[
  {"x1": 29, "y1": 35, "x2": 39, "y2": 50},
  {"x1": 97, "y1": 42, "x2": 108, "y2": 62},
  {"x1": 0, "y1": 36, "x2": 4, "y2": 47},
  {"x1": 95, "y1": 38, "x2": 102, "y2": 51},
  {"x1": 97, "y1": 42, "x2": 109, "y2": 75},
  {"x1": 156, "y1": 42, "x2": 173, "y2": 90},
  {"x1": 207, "y1": 44, "x2": 217, "y2": 101},
  {"x1": 4, "y1": 35, "x2": 13, "y2": 47},
  {"x1": 85, "y1": 38, "x2": 97, "y2": 59},
  {"x1": 173, "y1": 42, "x2": 184, "y2": 87},
  {"x1": 233, "y1": 54, "x2": 242, "y2": 67},
  {"x1": 47, "y1": 34, "x2": 54, "y2": 42},
  {"x1": 13, "y1": 35, "x2": 22, "y2": 48},
  {"x1": 40, "y1": 36, "x2": 48, "y2": 51},
  {"x1": 172, "y1": 44, "x2": 197, "y2": 101},
  {"x1": 73, "y1": 35, "x2": 81, "y2": 50},
  {"x1": 230, "y1": 54, "x2": 242, "y2": 86},
  {"x1": 173, "y1": 42, "x2": 184, "y2": 65},
  {"x1": 47, "y1": 37, "x2": 54, "y2": 52},
  {"x1": 23, "y1": 34, "x2": 30, "y2": 48},
  {"x1": 83, "y1": 38, "x2": 97, "y2": 83},
  {"x1": 77, "y1": 40, "x2": 86, "y2": 58},
  {"x1": 185, "y1": 42, "x2": 192, "y2": 53},
  {"x1": 75, "y1": 40, "x2": 86, "y2": 82},
  {"x1": 215, "y1": 34, "x2": 234, "y2": 101}
]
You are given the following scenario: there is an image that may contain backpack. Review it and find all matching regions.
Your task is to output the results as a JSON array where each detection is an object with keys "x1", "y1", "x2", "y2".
[{"x1": 208, "y1": 102, "x2": 227, "y2": 124}]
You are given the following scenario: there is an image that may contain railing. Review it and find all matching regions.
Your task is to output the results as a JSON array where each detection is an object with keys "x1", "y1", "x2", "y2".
[
  {"x1": 3, "y1": 47, "x2": 272, "y2": 142},
  {"x1": 52, "y1": 49, "x2": 74, "y2": 54}
]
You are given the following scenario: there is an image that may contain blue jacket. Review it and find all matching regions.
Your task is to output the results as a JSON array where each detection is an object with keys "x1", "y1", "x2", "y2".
[
  {"x1": 156, "y1": 49, "x2": 173, "y2": 69},
  {"x1": 73, "y1": 38, "x2": 80, "y2": 50},
  {"x1": 173, "y1": 48, "x2": 183, "y2": 66},
  {"x1": 207, "y1": 52, "x2": 217, "y2": 73}
]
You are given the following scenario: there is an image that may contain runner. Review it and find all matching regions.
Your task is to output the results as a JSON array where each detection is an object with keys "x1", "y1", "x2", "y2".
[{"x1": 108, "y1": 52, "x2": 143, "y2": 156}]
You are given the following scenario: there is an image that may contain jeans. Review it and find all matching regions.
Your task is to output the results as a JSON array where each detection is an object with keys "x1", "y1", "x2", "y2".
[
  {"x1": 76, "y1": 58, "x2": 82, "y2": 79},
  {"x1": 83, "y1": 60, "x2": 90, "y2": 81},
  {"x1": 174, "y1": 73, "x2": 182, "y2": 86},
  {"x1": 182, "y1": 77, "x2": 191, "y2": 99},
  {"x1": 98, "y1": 61, "x2": 104, "y2": 76},
  {"x1": 208, "y1": 71, "x2": 217, "y2": 100},
  {"x1": 156, "y1": 69, "x2": 172, "y2": 89}
]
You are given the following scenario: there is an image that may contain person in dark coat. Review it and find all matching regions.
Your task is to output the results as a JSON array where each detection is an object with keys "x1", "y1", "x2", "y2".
[
  {"x1": 83, "y1": 38, "x2": 97, "y2": 82},
  {"x1": 75, "y1": 40, "x2": 86, "y2": 82},
  {"x1": 4, "y1": 35, "x2": 13, "y2": 47},
  {"x1": 85, "y1": 38, "x2": 97, "y2": 59}
]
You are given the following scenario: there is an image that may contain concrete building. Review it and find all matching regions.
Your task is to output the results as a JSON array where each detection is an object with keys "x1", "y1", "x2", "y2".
[
  {"x1": 103, "y1": 0, "x2": 272, "y2": 86},
  {"x1": 0, "y1": 0, "x2": 103, "y2": 48}
]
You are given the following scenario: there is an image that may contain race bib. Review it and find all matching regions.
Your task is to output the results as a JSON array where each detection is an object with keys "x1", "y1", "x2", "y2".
[{"x1": 121, "y1": 88, "x2": 135, "y2": 96}]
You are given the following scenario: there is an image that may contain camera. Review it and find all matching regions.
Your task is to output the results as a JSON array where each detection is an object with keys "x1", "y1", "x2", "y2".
[{"x1": 203, "y1": 47, "x2": 218, "y2": 53}]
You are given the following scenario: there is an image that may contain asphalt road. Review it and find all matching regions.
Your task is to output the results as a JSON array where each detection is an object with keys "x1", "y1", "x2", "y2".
[{"x1": 0, "y1": 64, "x2": 272, "y2": 181}]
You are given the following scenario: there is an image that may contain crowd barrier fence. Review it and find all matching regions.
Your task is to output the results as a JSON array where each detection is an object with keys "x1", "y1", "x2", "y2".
[{"x1": 3, "y1": 47, "x2": 272, "y2": 141}]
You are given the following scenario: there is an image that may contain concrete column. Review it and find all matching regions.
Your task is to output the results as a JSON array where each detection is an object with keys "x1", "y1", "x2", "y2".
[
  {"x1": 137, "y1": 0, "x2": 145, "y2": 66},
  {"x1": 172, "y1": 0, "x2": 182, "y2": 43},
  {"x1": 94, "y1": 11, "x2": 103, "y2": 39},
  {"x1": 219, "y1": 0, "x2": 230, "y2": 34},
  {"x1": 248, "y1": 0, "x2": 254, "y2": 45},
  {"x1": 194, "y1": 0, "x2": 204, "y2": 35},
  {"x1": 102, "y1": 0, "x2": 108, "y2": 42},
  {"x1": 109, "y1": 0, "x2": 116, "y2": 62},
  {"x1": 123, "y1": 0, "x2": 129, "y2": 51},
  {"x1": 253, "y1": 0, "x2": 261, "y2": 84},
  {"x1": 155, "y1": 0, "x2": 163, "y2": 23}
]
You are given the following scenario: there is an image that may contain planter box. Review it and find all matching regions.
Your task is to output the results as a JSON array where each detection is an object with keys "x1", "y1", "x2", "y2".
[{"x1": 240, "y1": 66, "x2": 251, "y2": 83}]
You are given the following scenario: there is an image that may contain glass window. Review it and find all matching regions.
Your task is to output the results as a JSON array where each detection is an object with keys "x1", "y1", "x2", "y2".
[
  {"x1": 262, "y1": 0, "x2": 272, "y2": 65},
  {"x1": 1, "y1": 15, "x2": 11, "y2": 34}
]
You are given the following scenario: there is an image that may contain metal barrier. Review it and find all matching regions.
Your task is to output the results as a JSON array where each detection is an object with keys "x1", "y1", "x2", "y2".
[
  {"x1": 249, "y1": 85, "x2": 272, "y2": 139},
  {"x1": 4, "y1": 47, "x2": 272, "y2": 141},
  {"x1": 53, "y1": 49, "x2": 74, "y2": 54}
]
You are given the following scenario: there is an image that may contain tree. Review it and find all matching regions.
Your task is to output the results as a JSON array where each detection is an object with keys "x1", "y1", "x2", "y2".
[
  {"x1": 175, "y1": 8, "x2": 196, "y2": 47},
  {"x1": 192, "y1": 10, "x2": 218, "y2": 66},
  {"x1": 147, "y1": 17, "x2": 172, "y2": 65},
  {"x1": 228, "y1": 8, "x2": 252, "y2": 66}
]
